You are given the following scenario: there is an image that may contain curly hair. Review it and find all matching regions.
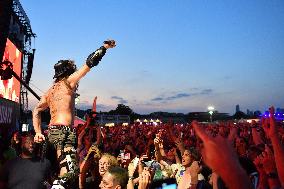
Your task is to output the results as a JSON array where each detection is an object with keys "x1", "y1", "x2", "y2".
[{"x1": 101, "y1": 153, "x2": 119, "y2": 167}]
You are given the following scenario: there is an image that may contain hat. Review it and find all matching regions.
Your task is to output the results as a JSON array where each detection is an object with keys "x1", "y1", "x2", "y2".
[{"x1": 53, "y1": 60, "x2": 76, "y2": 79}]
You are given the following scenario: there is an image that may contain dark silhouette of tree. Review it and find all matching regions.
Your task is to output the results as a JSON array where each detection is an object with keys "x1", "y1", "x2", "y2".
[
  {"x1": 114, "y1": 104, "x2": 133, "y2": 115},
  {"x1": 233, "y1": 111, "x2": 248, "y2": 119}
]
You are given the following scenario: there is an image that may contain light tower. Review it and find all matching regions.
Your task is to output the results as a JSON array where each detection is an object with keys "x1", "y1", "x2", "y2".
[{"x1": 208, "y1": 106, "x2": 215, "y2": 122}]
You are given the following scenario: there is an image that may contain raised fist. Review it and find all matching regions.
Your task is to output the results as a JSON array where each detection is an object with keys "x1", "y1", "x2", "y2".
[
  {"x1": 86, "y1": 39, "x2": 116, "y2": 68},
  {"x1": 103, "y1": 39, "x2": 116, "y2": 48}
]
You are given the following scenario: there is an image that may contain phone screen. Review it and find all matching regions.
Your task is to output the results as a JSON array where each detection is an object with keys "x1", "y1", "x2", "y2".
[
  {"x1": 162, "y1": 184, "x2": 177, "y2": 189},
  {"x1": 151, "y1": 178, "x2": 177, "y2": 189},
  {"x1": 124, "y1": 153, "x2": 130, "y2": 160}
]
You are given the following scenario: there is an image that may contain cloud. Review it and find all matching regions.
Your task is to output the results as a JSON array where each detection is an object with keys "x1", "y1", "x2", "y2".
[
  {"x1": 111, "y1": 96, "x2": 128, "y2": 104},
  {"x1": 150, "y1": 88, "x2": 213, "y2": 102},
  {"x1": 151, "y1": 93, "x2": 191, "y2": 102},
  {"x1": 200, "y1": 89, "x2": 213, "y2": 95},
  {"x1": 166, "y1": 93, "x2": 191, "y2": 100},
  {"x1": 151, "y1": 97, "x2": 164, "y2": 101}
]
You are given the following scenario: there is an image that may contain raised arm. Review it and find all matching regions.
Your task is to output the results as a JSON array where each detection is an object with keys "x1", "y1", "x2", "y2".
[
  {"x1": 192, "y1": 121, "x2": 253, "y2": 189},
  {"x1": 92, "y1": 96, "x2": 97, "y2": 112},
  {"x1": 67, "y1": 40, "x2": 116, "y2": 88},
  {"x1": 267, "y1": 106, "x2": 284, "y2": 186},
  {"x1": 33, "y1": 95, "x2": 49, "y2": 143}
]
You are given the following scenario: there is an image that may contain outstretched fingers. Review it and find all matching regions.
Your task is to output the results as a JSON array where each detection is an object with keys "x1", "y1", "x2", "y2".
[{"x1": 192, "y1": 121, "x2": 212, "y2": 142}]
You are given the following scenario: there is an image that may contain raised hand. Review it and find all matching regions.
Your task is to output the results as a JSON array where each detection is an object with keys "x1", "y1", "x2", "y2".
[
  {"x1": 192, "y1": 120, "x2": 253, "y2": 189},
  {"x1": 154, "y1": 136, "x2": 162, "y2": 147},
  {"x1": 86, "y1": 39, "x2": 116, "y2": 68},
  {"x1": 86, "y1": 144, "x2": 101, "y2": 160},
  {"x1": 103, "y1": 39, "x2": 116, "y2": 48},
  {"x1": 254, "y1": 145, "x2": 281, "y2": 189},
  {"x1": 268, "y1": 106, "x2": 278, "y2": 137},
  {"x1": 261, "y1": 145, "x2": 277, "y2": 174},
  {"x1": 192, "y1": 121, "x2": 239, "y2": 172},
  {"x1": 138, "y1": 169, "x2": 152, "y2": 189}
]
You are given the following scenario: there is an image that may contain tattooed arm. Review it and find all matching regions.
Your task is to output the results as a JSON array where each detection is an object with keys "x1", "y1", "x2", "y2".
[{"x1": 33, "y1": 95, "x2": 49, "y2": 143}]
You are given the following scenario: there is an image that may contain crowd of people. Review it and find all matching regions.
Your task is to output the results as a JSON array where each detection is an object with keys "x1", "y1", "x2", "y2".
[
  {"x1": 0, "y1": 40, "x2": 283, "y2": 189},
  {"x1": 0, "y1": 106, "x2": 284, "y2": 189}
]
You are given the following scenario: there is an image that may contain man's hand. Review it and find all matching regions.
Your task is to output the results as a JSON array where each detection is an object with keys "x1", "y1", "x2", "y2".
[
  {"x1": 34, "y1": 133, "x2": 45, "y2": 143},
  {"x1": 103, "y1": 39, "x2": 116, "y2": 48},
  {"x1": 86, "y1": 39, "x2": 116, "y2": 68}
]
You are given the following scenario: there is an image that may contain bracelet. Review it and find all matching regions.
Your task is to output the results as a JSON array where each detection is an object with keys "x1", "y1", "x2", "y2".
[{"x1": 129, "y1": 176, "x2": 134, "y2": 180}]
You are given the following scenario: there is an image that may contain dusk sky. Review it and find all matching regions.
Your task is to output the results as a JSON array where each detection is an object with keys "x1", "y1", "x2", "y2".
[{"x1": 21, "y1": 0, "x2": 284, "y2": 115}]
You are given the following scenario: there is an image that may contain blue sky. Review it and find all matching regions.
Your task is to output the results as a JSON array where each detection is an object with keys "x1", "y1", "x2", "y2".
[{"x1": 21, "y1": 0, "x2": 284, "y2": 114}]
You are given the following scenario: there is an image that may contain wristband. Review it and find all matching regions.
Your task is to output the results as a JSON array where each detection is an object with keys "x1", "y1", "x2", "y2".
[{"x1": 86, "y1": 46, "x2": 107, "y2": 68}]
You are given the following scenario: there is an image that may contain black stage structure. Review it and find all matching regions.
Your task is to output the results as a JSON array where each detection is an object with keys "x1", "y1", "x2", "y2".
[{"x1": 0, "y1": 0, "x2": 38, "y2": 137}]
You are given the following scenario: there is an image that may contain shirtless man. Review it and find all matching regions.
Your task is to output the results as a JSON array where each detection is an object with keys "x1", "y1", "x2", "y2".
[{"x1": 32, "y1": 40, "x2": 116, "y2": 188}]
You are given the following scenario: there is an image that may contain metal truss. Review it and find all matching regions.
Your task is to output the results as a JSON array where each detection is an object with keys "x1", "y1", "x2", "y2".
[{"x1": 12, "y1": 0, "x2": 36, "y2": 112}]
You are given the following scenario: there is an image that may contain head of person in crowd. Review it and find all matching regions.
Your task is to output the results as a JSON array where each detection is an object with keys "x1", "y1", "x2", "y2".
[
  {"x1": 20, "y1": 133, "x2": 35, "y2": 158},
  {"x1": 247, "y1": 145, "x2": 263, "y2": 160},
  {"x1": 99, "y1": 166, "x2": 128, "y2": 189},
  {"x1": 99, "y1": 153, "x2": 119, "y2": 176},
  {"x1": 10, "y1": 131, "x2": 21, "y2": 153},
  {"x1": 182, "y1": 147, "x2": 200, "y2": 167},
  {"x1": 165, "y1": 145, "x2": 177, "y2": 163},
  {"x1": 235, "y1": 137, "x2": 248, "y2": 157},
  {"x1": 11, "y1": 131, "x2": 20, "y2": 145}
]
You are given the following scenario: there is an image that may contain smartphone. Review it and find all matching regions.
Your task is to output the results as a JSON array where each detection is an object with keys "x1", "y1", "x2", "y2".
[
  {"x1": 124, "y1": 153, "x2": 130, "y2": 160},
  {"x1": 151, "y1": 178, "x2": 177, "y2": 189}
]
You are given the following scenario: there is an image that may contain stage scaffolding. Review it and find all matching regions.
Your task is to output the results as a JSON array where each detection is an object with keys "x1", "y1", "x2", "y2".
[{"x1": 11, "y1": 0, "x2": 36, "y2": 114}]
